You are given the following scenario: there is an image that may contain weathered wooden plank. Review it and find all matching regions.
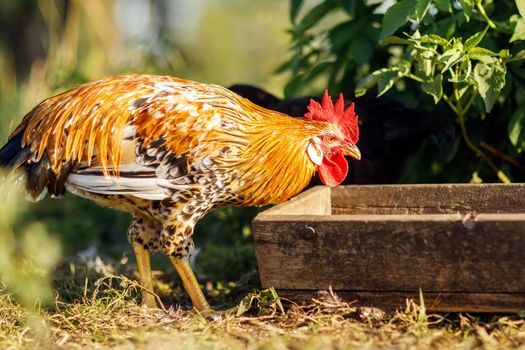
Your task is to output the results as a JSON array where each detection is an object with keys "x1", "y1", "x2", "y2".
[
  {"x1": 257, "y1": 186, "x2": 331, "y2": 216},
  {"x1": 276, "y1": 290, "x2": 525, "y2": 313},
  {"x1": 252, "y1": 214, "x2": 525, "y2": 293},
  {"x1": 331, "y1": 184, "x2": 525, "y2": 215},
  {"x1": 252, "y1": 185, "x2": 525, "y2": 312}
]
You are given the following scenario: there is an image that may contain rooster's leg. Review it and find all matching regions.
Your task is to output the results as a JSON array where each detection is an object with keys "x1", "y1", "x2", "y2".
[
  {"x1": 132, "y1": 242, "x2": 157, "y2": 308},
  {"x1": 169, "y1": 257, "x2": 211, "y2": 313}
]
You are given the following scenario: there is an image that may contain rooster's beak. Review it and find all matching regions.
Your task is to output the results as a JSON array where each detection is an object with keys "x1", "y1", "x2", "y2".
[{"x1": 344, "y1": 144, "x2": 361, "y2": 160}]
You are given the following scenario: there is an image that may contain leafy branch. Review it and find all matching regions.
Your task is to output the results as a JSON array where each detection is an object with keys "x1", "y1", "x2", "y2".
[
  {"x1": 355, "y1": 2, "x2": 524, "y2": 183},
  {"x1": 448, "y1": 88, "x2": 511, "y2": 183},
  {"x1": 282, "y1": 0, "x2": 525, "y2": 182}
]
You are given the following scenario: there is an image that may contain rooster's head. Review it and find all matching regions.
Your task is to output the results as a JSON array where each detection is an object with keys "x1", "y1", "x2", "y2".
[{"x1": 304, "y1": 90, "x2": 360, "y2": 187}]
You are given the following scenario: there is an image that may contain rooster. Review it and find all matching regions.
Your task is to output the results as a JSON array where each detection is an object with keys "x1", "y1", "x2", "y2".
[{"x1": 0, "y1": 74, "x2": 360, "y2": 313}]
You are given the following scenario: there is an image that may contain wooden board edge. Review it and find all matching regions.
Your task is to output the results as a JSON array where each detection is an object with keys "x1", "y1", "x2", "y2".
[
  {"x1": 253, "y1": 213, "x2": 525, "y2": 222},
  {"x1": 333, "y1": 183, "x2": 525, "y2": 191},
  {"x1": 331, "y1": 183, "x2": 525, "y2": 214},
  {"x1": 276, "y1": 290, "x2": 525, "y2": 313},
  {"x1": 254, "y1": 186, "x2": 331, "y2": 218}
]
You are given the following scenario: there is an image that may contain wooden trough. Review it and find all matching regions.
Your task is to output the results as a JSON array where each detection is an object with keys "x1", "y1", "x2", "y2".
[{"x1": 252, "y1": 184, "x2": 525, "y2": 313}]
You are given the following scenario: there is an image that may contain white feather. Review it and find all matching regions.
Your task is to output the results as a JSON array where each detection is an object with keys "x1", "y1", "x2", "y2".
[
  {"x1": 121, "y1": 123, "x2": 137, "y2": 139},
  {"x1": 76, "y1": 164, "x2": 155, "y2": 174},
  {"x1": 307, "y1": 138, "x2": 323, "y2": 166},
  {"x1": 67, "y1": 173, "x2": 170, "y2": 200},
  {"x1": 67, "y1": 159, "x2": 195, "y2": 201}
]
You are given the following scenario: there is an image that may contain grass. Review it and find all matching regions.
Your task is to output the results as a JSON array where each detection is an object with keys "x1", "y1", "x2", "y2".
[{"x1": 0, "y1": 255, "x2": 524, "y2": 349}]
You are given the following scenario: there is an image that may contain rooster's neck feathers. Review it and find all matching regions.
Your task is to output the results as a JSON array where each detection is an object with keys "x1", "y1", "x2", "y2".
[{"x1": 224, "y1": 115, "x2": 320, "y2": 205}]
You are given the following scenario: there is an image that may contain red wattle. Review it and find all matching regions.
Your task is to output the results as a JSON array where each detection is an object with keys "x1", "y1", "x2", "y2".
[{"x1": 318, "y1": 152, "x2": 348, "y2": 187}]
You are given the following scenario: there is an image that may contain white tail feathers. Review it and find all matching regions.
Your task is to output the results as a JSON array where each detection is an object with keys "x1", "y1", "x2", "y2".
[{"x1": 66, "y1": 164, "x2": 171, "y2": 200}]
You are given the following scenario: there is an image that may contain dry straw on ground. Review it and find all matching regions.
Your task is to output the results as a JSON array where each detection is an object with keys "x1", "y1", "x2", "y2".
[{"x1": 0, "y1": 260, "x2": 524, "y2": 350}]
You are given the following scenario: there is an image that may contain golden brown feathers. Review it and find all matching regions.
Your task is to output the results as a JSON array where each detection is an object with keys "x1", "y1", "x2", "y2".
[{"x1": 10, "y1": 74, "x2": 330, "y2": 205}]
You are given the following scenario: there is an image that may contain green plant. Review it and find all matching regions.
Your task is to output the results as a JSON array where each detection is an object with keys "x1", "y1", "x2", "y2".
[
  {"x1": 0, "y1": 176, "x2": 61, "y2": 308},
  {"x1": 281, "y1": 0, "x2": 525, "y2": 183},
  {"x1": 0, "y1": 175, "x2": 62, "y2": 343}
]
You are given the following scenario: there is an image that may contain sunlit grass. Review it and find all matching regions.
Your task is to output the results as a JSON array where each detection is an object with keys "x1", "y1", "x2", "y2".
[{"x1": 0, "y1": 258, "x2": 524, "y2": 349}]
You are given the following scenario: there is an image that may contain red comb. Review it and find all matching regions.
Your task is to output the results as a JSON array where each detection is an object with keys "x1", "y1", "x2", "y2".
[{"x1": 304, "y1": 90, "x2": 359, "y2": 144}]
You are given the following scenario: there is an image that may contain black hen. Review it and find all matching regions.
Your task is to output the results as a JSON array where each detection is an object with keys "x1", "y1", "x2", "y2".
[{"x1": 230, "y1": 84, "x2": 455, "y2": 185}]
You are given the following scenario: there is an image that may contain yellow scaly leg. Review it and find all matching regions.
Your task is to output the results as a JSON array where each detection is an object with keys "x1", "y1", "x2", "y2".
[
  {"x1": 169, "y1": 257, "x2": 211, "y2": 313},
  {"x1": 132, "y1": 242, "x2": 157, "y2": 308}
]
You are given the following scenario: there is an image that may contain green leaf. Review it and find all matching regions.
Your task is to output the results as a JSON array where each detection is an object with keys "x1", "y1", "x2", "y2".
[
  {"x1": 437, "y1": 48, "x2": 464, "y2": 72},
  {"x1": 458, "y1": 0, "x2": 474, "y2": 20},
  {"x1": 341, "y1": 0, "x2": 362, "y2": 17},
  {"x1": 355, "y1": 73, "x2": 380, "y2": 96},
  {"x1": 284, "y1": 73, "x2": 305, "y2": 98},
  {"x1": 397, "y1": 60, "x2": 412, "y2": 75},
  {"x1": 510, "y1": 16, "x2": 525, "y2": 42},
  {"x1": 380, "y1": 0, "x2": 418, "y2": 40},
  {"x1": 376, "y1": 61, "x2": 411, "y2": 96},
  {"x1": 418, "y1": 34, "x2": 450, "y2": 46},
  {"x1": 275, "y1": 51, "x2": 311, "y2": 75},
  {"x1": 464, "y1": 26, "x2": 488, "y2": 50},
  {"x1": 422, "y1": 73, "x2": 443, "y2": 103},
  {"x1": 415, "y1": 0, "x2": 431, "y2": 21},
  {"x1": 469, "y1": 47, "x2": 498, "y2": 64},
  {"x1": 327, "y1": 55, "x2": 346, "y2": 90},
  {"x1": 295, "y1": 2, "x2": 335, "y2": 34},
  {"x1": 329, "y1": 21, "x2": 357, "y2": 52},
  {"x1": 349, "y1": 36, "x2": 373, "y2": 64},
  {"x1": 418, "y1": 51, "x2": 435, "y2": 77},
  {"x1": 470, "y1": 171, "x2": 483, "y2": 184},
  {"x1": 517, "y1": 0, "x2": 525, "y2": 18},
  {"x1": 499, "y1": 49, "x2": 511, "y2": 59},
  {"x1": 449, "y1": 59, "x2": 472, "y2": 83},
  {"x1": 290, "y1": 0, "x2": 304, "y2": 24},
  {"x1": 354, "y1": 88, "x2": 366, "y2": 97},
  {"x1": 508, "y1": 109, "x2": 525, "y2": 153},
  {"x1": 377, "y1": 70, "x2": 401, "y2": 95},
  {"x1": 434, "y1": 0, "x2": 452, "y2": 12},
  {"x1": 303, "y1": 60, "x2": 332, "y2": 83},
  {"x1": 435, "y1": 16, "x2": 457, "y2": 38},
  {"x1": 468, "y1": 46, "x2": 498, "y2": 56},
  {"x1": 473, "y1": 61, "x2": 507, "y2": 112},
  {"x1": 383, "y1": 36, "x2": 412, "y2": 44},
  {"x1": 356, "y1": 66, "x2": 401, "y2": 96},
  {"x1": 236, "y1": 294, "x2": 255, "y2": 316}
]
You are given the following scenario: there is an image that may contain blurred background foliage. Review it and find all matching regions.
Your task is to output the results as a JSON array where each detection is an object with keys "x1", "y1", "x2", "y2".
[
  {"x1": 0, "y1": 176, "x2": 61, "y2": 307},
  {"x1": 0, "y1": 0, "x2": 524, "y2": 310}
]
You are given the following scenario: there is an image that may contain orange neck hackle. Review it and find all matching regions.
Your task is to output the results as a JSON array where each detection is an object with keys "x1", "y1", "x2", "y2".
[{"x1": 227, "y1": 112, "x2": 328, "y2": 206}]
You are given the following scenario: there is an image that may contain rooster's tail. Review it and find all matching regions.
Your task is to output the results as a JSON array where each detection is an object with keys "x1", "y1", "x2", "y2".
[{"x1": 0, "y1": 131, "x2": 72, "y2": 201}]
